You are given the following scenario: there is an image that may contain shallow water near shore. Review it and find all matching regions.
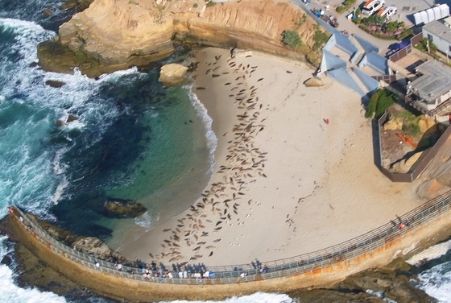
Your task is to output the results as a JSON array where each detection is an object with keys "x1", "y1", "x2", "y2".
[{"x1": 0, "y1": 0, "x2": 450, "y2": 303}]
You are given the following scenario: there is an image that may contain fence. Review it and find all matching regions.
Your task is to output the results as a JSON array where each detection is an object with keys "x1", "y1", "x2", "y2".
[
  {"x1": 388, "y1": 33, "x2": 423, "y2": 62},
  {"x1": 9, "y1": 187, "x2": 451, "y2": 285},
  {"x1": 376, "y1": 112, "x2": 451, "y2": 182},
  {"x1": 372, "y1": 74, "x2": 396, "y2": 84}
]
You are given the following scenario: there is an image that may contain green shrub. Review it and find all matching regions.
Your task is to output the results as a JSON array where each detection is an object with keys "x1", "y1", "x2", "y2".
[
  {"x1": 365, "y1": 89, "x2": 396, "y2": 119},
  {"x1": 385, "y1": 21, "x2": 403, "y2": 32},
  {"x1": 296, "y1": 14, "x2": 307, "y2": 26},
  {"x1": 281, "y1": 30, "x2": 302, "y2": 49},
  {"x1": 362, "y1": 15, "x2": 385, "y2": 26},
  {"x1": 313, "y1": 30, "x2": 330, "y2": 50},
  {"x1": 392, "y1": 110, "x2": 424, "y2": 137},
  {"x1": 336, "y1": 0, "x2": 356, "y2": 14},
  {"x1": 415, "y1": 37, "x2": 437, "y2": 54},
  {"x1": 336, "y1": 6, "x2": 345, "y2": 13}
]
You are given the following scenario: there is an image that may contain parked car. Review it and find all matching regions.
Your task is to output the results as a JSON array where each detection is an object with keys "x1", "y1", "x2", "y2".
[
  {"x1": 385, "y1": 6, "x2": 397, "y2": 20},
  {"x1": 361, "y1": 0, "x2": 385, "y2": 16}
]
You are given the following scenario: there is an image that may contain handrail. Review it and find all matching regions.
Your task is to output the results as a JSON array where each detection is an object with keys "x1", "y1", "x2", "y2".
[{"x1": 10, "y1": 189, "x2": 451, "y2": 285}]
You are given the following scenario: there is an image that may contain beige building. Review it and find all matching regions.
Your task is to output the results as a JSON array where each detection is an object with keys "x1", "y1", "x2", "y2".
[{"x1": 406, "y1": 60, "x2": 451, "y2": 122}]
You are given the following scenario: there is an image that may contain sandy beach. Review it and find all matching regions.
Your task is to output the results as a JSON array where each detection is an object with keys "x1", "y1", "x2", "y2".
[{"x1": 112, "y1": 47, "x2": 423, "y2": 266}]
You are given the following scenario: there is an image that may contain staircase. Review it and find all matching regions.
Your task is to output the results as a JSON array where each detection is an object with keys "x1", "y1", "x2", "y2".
[{"x1": 349, "y1": 35, "x2": 365, "y2": 65}]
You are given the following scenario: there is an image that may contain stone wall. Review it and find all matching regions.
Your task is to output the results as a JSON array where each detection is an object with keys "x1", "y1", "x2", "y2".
[{"x1": 6, "y1": 203, "x2": 451, "y2": 302}]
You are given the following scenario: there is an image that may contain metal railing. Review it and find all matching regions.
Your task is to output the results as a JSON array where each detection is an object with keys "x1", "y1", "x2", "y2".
[{"x1": 10, "y1": 189, "x2": 451, "y2": 285}]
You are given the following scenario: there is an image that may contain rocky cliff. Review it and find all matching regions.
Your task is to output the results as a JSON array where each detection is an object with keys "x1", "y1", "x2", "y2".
[{"x1": 39, "y1": 0, "x2": 325, "y2": 76}]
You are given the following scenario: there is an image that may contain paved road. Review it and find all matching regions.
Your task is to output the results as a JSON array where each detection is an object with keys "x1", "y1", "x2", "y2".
[{"x1": 291, "y1": 0, "x2": 437, "y2": 55}]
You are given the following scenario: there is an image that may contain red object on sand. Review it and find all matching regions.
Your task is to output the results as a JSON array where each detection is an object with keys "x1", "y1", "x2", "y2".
[{"x1": 323, "y1": 118, "x2": 330, "y2": 124}]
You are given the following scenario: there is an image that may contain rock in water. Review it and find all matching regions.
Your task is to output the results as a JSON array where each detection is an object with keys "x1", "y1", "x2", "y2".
[
  {"x1": 303, "y1": 77, "x2": 325, "y2": 87},
  {"x1": 103, "y1": 199, "x2": 147, "y2": 218},
  {"x1": 159, "y1": 63, "x2": 189, "y2": 86},
  {"x1": 45, "y1": 80, "x2": 66, "y2": 88},
  {"x1": 56, "y1": 114, "x2": 79, "y2": 127},
  {"x1": 66, "y1": 114, "x2": 78, "y2": 123},
  {"x1": 42, "y1": 8, "x2": 53, "y2": 17},
  {"x1": 72, "y1": 237, "x2": 112, "y2": 259}
]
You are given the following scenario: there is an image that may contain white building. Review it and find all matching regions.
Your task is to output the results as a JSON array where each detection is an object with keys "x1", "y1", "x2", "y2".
[
  {"x1": 406, "y1": 60, "x2": 451, "y2": 121},
  {"x1": 422, "y1": 16, "x2": 451, "y2": 57}
]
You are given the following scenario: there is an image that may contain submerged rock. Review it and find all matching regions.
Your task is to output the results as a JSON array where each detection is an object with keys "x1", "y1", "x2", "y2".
[
  {"x1": 42, "y1": 8, "x2": 54, "y2": 17},
  {"x1": 103, "y1": 199, "x2": 147, "y2": 218},
  {"x1": 56, "y1": 114, "x2": 79, "y2": 127},
  {"x1": 159, "y1": 63, "x2": 189, "y2": 86},
  {"x1": 45, "y1": 80, "x2": 66, "y2": 88}
]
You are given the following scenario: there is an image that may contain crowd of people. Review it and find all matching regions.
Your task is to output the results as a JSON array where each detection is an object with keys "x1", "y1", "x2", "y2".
[{"x1": 107, "y1": 259, "x2": 270, "y2": 281}]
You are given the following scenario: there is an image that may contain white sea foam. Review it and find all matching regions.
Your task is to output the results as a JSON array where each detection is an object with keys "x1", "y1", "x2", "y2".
[
  {"x1": 0, "y1": 18, "x2": 144, "y2": 213},
  {"x1": 135, "y1": 211, "x2": 153, "y2": 229},
  {"x1": 50, "y1": 176, "x2": 69, "y2": 205},
  {"x1": 0, "y1": 236, "x2": 67, "y2": 303},
  {"x1": 417, "y1": 260, "x2": 451, "y2": 303},
  {"x1": 186, "y1": 85, "x2": 218, "y2": 174},
  {"x1": 52, "y1": 148, "x2": 68, "y2": 176},
  {"x1": 407, "y1": 239, "x2": 451, "y2": 303},
  {"x1": 0, "y1": 16, "x2": 295, "y2": 303},
  {"x1": 160, "y1": 292, "x2": 294, "y2": 303},
  {"x1": 407, "y1": 239, "x2": 451, "y2": 266},
  {"x1": 58, "y1": 114, "x2": 86, "y2": 132}
]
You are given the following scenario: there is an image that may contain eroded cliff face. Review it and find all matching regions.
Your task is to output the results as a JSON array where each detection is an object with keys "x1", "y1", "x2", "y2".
[
  {"x1": 41, "y1": 0, "x2": 324, "y2": 76},
  {"x1": 174, "y1": 0, "x2": 319, "y2": 61},
  {"x1": 57, "y1": 0, "x2": 176, "y2": 71}
]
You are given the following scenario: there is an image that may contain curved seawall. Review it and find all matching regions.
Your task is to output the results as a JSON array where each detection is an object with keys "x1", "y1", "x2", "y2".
[{"x1": 5, "y1": 191, "x2": 451, "y2": 302}]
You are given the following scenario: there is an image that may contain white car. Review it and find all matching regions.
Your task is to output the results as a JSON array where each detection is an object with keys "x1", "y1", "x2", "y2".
[
  {"x1": 385, "y1": 6, "x2": 397, "y2": 19},
  {"x1": 361, "y1": 0, "x2": 385, "y2": 16}
]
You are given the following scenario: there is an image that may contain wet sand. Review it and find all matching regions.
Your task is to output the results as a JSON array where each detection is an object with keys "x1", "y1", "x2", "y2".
[{"x1": 112, "y1": 47, "x2": 423, "y2": 266}]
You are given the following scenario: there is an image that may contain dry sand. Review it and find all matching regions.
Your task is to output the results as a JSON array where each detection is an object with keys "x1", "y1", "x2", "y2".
[{"x1": 113, "y1": 47, "x2": 423, "y2": 266}]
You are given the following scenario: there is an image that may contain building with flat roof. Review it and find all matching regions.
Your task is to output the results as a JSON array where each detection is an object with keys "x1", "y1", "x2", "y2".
[
  {"x1": 406, "y1": 60, "x2": 451, "y2": 121},
  {"x1": 422, "y1": 16, "x2": 451, "y2": 56}
]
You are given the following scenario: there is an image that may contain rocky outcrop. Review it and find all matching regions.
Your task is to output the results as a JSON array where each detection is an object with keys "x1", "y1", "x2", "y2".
[
  {"x1": 159, "y1": 63, "x2": 188, "y2": 86},
  {"x1": 39, "y1": 0, "x2": 325, "y2": 77},
  {"x1": 103, "y1": 199, "x2": 147, "y2": 218},
  {"x1": 73, "y1": 237, "x2": 113, "y2": 259},
  {"x1": 418, "y1": 115, "x2": 436, "y2": 134},
  {"x1": 289, "y1": 259, "x2": 433, "y2": 303},
  {"x1": 62, "y1": 0, "x2": 94, "y2": 11},
  {"x1": 56, "y1": 114, "x2": 78, "y2": 127},
  {"x1": 391, "y1": 151, "x2": 423, "y2": 173},
  {"x1": 383, "y1": 115, "x2": 403, "y2": 131},
  {"x1": 21, "y1": 214, "x2": 127, "y2": 263},
  {"x1": 417, "y1": 178, "x2": 450, "y2": 200}
]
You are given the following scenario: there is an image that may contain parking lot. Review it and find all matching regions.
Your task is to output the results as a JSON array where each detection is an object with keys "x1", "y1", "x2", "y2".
[
  {"x1": 305, "y1": 0, "x2": 442, "y2": 26},
  {"x1": 384, "y1": 0, "x2": 435, "y2": 25},
  {"x1": 299, "y1": 0, "x2": 447, "y2": 53}
]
